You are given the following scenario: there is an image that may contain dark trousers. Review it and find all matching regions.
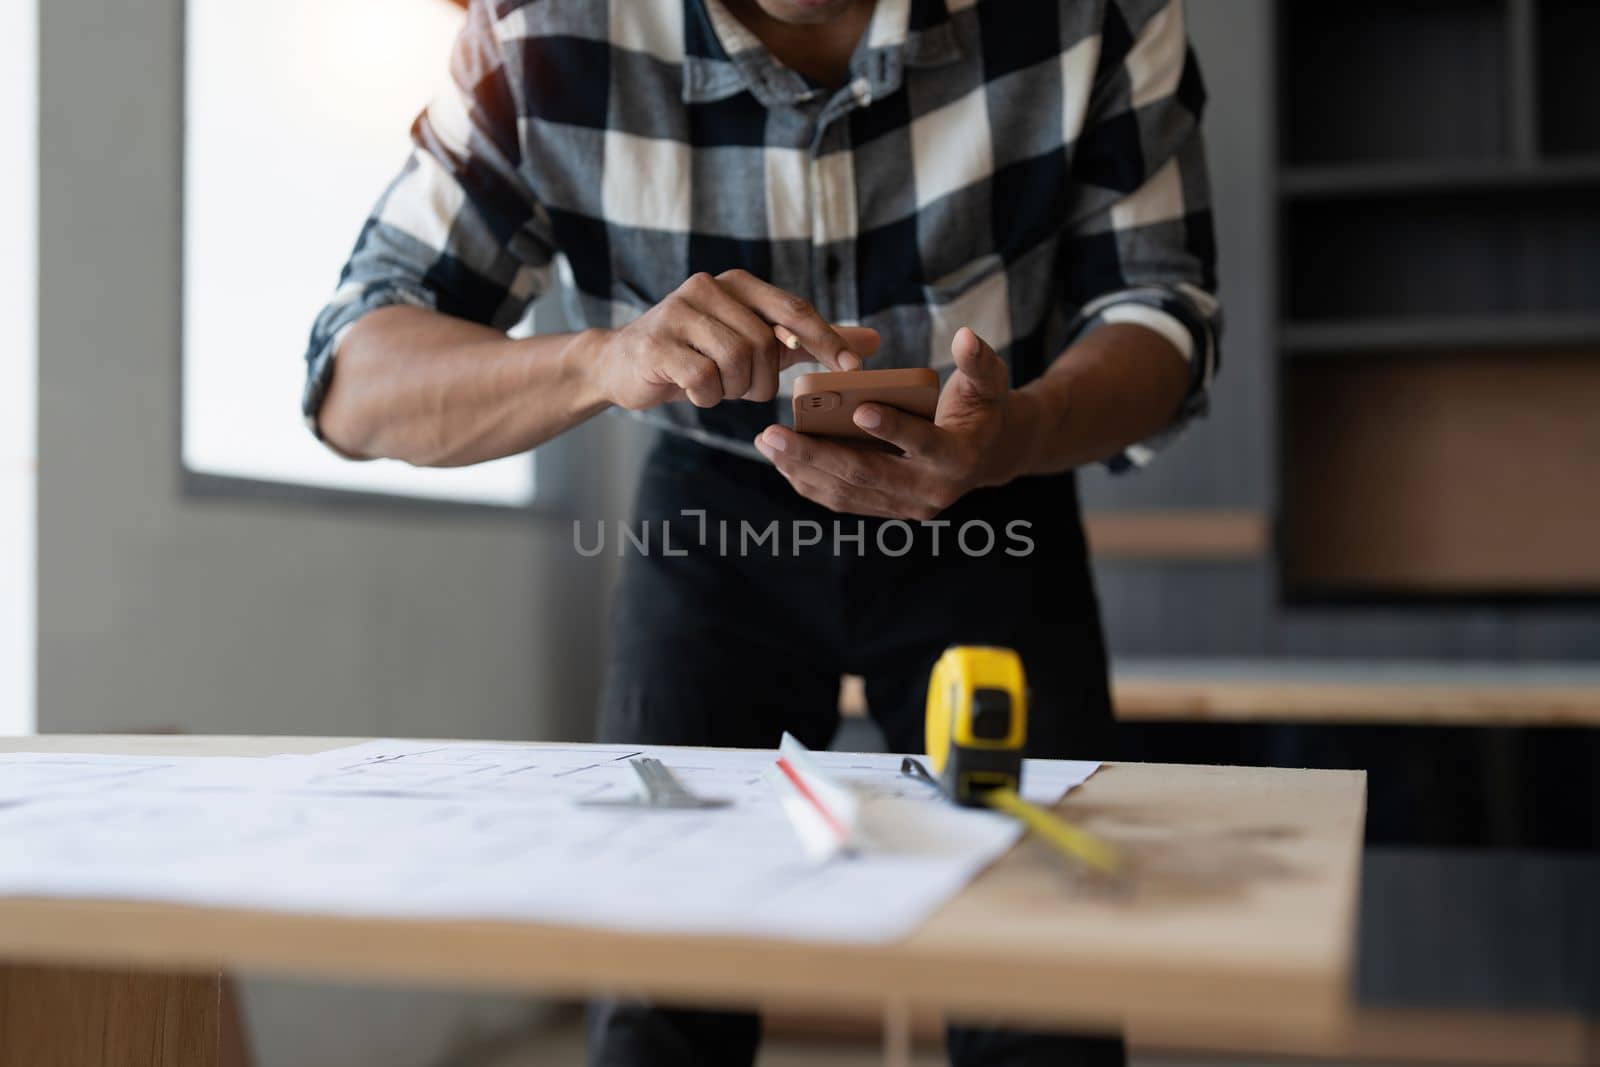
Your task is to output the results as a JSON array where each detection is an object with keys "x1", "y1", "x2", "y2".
[{"x1": 591, "y1": 432, "x2": 1125, "y2": 1067}]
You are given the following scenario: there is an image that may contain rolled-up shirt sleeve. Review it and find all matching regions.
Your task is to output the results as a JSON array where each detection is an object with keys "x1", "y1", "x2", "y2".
[
  {"x1": 301, "y1": 0, "x2": 557, "y2": 438},
  {"x1": 1059, "y1": 0, "x2": 1222, "y2": 473}
]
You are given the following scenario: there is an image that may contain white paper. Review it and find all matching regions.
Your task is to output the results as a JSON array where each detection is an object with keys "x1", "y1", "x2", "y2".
[{"x1": 0, "y1": 741, "x2": 1099, "y2": 944}]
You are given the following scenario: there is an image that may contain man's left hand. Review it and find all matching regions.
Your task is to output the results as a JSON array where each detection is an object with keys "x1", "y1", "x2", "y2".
[{"x1": 754, "y1": 327, "x2": 1037, "y2": 520}]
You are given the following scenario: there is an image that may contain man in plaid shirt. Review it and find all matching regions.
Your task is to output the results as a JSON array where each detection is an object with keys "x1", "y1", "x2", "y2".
[{"x1": 308, "y1": 0, "x2": 1217, "y2": 1062}]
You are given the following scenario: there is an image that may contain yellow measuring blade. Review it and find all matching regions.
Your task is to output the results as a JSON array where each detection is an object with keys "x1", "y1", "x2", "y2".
[{"x1": 983, "y1": 788, "x2": 1123, "y2": 877}]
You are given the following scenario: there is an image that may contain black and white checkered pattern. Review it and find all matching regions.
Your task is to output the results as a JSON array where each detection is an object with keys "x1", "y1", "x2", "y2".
[{"x1": 305, "y1": 0, "x2": 1220, "y2": 468}]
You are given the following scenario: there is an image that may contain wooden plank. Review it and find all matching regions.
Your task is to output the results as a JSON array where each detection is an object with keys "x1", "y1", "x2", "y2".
[
  {"x1": 762, "y1": 1005, "x2": 1599, "y2": 1067},
  {"x1": 1082, "y1": 510, "x2": 1268, "y2": 560},
  {"x1": 0, "y1": 736, "x2": 1367, "y2": 1040},
  {"x1": 0, "y1": 964, "x2": 232, "y2": 1067},
  {"x1": 1113, "y1": 677, "x2": 1600, "y2": 726},
  {"x1": 1135, "y1": 1008, "x2": 1599, "y2": 1067}
]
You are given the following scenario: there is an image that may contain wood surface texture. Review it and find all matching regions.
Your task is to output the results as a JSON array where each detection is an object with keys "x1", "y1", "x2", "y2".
[{"x1": 0, "y1": 964, "x2": 242, "y2": 1067}]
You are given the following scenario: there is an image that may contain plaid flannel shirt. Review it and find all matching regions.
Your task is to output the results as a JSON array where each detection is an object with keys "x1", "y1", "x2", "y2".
[{"x1": 305, "y1": 0, "x2": 1220, "y2": 469}]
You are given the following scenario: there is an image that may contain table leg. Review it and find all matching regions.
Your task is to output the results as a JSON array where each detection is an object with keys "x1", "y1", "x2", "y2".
[
  {"x1": 882, "y1": 997, "x2": 912, "y2": 1067},
  {"x1": 0, "y1": 963, "x2": 250, "y2": 1067}
]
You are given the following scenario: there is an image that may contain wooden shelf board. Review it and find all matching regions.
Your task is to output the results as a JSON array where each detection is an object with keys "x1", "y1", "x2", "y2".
[
  {"x1": 1282, "y1": 314, "x2": 1600, "y2": 354},
  {"x1": 1136, "y1": 1008, "x2": 1600, "y2": 1067},
  {"x1": 1110, "y1": 658, "x2": 1600, "y2": 726},
  {"x1": 1081, "y1": 509, "x2": 1268, "y2": 560},
  {"x1": 864, "y1": 657, "x2": 1600, "y2": 726},
  {"x1": 763, "y1": 1005, "x2": 1600, "y2": 1067}
]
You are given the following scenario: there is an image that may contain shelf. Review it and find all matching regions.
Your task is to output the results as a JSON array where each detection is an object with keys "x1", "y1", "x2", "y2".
[
  {"x1": 1111, "y1": 657, "x2": 1600, "y2": 726},
  {"x1": 765, "y1": 1004, "x2": 1600, "y2": 1067},
  {"x1": 1282, "y1": 315, "x2": 1600, "y2": 355},
  {"x1": 1264, "y1": 2, "x2": 1600, "y2": 616},
  {"x1": 1081, "y1": 510, "x2": 1269, "y2": 561},
  {"x1": 1280, "y1": 157, "x2": 1600, "y2": 199}
]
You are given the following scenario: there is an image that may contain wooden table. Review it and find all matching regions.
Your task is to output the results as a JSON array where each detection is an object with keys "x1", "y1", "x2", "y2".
[
  {"x1": 0, "y1": 735, "x2": 1368, "y2": 1066},
  {"x1": 1112, "y1": 658, "x2": 1600, "y2": 727}
]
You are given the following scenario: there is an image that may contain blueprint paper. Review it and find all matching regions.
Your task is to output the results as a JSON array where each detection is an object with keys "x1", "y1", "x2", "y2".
[
  {"x1": 0, "y1": 741, "x2": 1099, "y2": 944},
  {"x1": 0, "y1": 752, "x2": 278, "y2": 802}
]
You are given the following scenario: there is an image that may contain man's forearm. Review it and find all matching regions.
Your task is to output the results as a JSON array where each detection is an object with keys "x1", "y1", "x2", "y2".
[
  {"x1": 317, "y1": 306, "x2": 610, "y2": 467},
  {"x1": 318, "y1": 272, "x2": 873, "y2": 467},
  {"x1": 1001, "y1": 323, "x2": 1191, "y2": 480}
]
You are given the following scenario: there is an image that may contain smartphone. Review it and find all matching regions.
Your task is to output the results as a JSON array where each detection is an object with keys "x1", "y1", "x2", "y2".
[{"x1": 791, "y1": 368, "x2": 939, "y2": 448}]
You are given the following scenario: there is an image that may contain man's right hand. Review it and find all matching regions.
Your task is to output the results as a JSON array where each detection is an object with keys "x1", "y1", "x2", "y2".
[
  {"x1": 319, "y1": 275, "x2": 879, "y2": 468},
  {"x1": 589, "y1": 270, "x2": 879, "y2": 410}
]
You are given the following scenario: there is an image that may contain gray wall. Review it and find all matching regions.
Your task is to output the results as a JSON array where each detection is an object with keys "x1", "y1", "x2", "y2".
[
  {"x1": 36, "y1": 4, "x2": 615, "y2": 745},
  {"x1": 1078, "y1": 0, "x2": 1283, "y2": 657},
  {"x1": 1079, "y1": 0, "x2": 1277, "y2": 516},
  {"x1": 36, "y1": 0, "x2": 620, "y2": 1062}
]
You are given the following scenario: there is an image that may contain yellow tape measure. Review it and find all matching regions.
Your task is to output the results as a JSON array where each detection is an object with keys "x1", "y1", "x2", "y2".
[{"x1": 920, "y1": 646, "x2": 1122, "y2": 878}]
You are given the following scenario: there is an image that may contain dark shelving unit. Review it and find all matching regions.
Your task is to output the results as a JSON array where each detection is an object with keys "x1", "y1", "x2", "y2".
[
  {"x1": 1095, "y1": 3, "x2": 1600, "y2": 861},
  {"x1": 1082, "y1": 1, "x2": 1600, "y2": 664},
  {"x1": 1276, "y1": 0, "x2": 1600, "y2": 598}
]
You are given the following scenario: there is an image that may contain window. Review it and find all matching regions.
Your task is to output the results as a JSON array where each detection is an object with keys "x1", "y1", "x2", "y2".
[
  {"x1": 0, "y1": 0, "x2": 36, "y2": 734},
  {"x1": 183, "y1": 0, "x2": 536, "y2": 507}
]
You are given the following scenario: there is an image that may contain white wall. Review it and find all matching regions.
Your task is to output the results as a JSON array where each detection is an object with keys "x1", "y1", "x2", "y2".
[
  {"x1": 1, "y1": 0, "x2": 37, "y2": 736},
  {"x1": 37, "y1": 0, "x2": 621, "y2": 1061}
]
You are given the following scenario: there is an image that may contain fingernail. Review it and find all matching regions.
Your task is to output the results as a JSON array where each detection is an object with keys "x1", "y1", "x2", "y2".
[
  {"x1": 774, "y1": 325, "x2": 800, "y2": 350},
  {"x1": 854, "y1": 406, "x2": 881, "y2": 429},
  {"x1": 763, "y1": 430, "x2": 787, "y2": 452},
  {"x1": 839, "y1": 352, "x2": 861, "y2": 370},
  {"x1": 953, "y1": 328, "x2": 979, "y2": 359}
]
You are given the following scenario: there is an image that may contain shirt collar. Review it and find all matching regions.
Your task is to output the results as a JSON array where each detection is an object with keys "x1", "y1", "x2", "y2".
[{"x1": 682, "y1": 0, "x2": 963, "y2": 108}]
